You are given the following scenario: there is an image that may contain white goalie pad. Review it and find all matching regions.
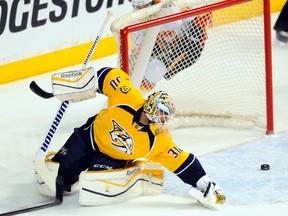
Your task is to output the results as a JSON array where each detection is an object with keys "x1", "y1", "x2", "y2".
[
  {"x1": 52, "y1": 67, "x2": 97, "y2": 103},
  {"x1": 79, "y1": 161, "x2": 164, "y2": 206},
  {"x1": 34, "y1": 157, "x2": 59, "y2": 197}
]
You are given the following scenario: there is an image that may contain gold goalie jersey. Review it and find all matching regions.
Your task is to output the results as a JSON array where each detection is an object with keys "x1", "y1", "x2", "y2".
[{"x1": 93, "y1": 67, "x2": 190, "y2": 172}]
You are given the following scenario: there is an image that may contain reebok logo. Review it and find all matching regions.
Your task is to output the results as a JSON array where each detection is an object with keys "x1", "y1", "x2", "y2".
[
  {"x1": 61, "y1": 71, "x2": 82, "y2": 78},
  {"x1": 126, "y1": 167, "x2": 141, "y2": 176}
]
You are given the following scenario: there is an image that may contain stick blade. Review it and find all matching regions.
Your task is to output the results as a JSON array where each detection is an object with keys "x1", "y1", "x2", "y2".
[{"x1": 29, "y1": 81, "x2": 54, "y2": 99}]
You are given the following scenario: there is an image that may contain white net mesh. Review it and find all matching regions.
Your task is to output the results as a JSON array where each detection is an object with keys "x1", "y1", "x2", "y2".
[{"x1": 111, "y1": 0, "x2": 272, "y2": 130}]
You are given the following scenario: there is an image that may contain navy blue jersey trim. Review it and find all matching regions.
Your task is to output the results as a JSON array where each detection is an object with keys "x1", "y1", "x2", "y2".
[
  {"x1": 117, "y1": 105, "x2": 136, "y2": 116},
  {"x1": 97, "y1": 67, "x2": 112, "y2": 94},
  {"x1": 174, "y1": 154, "x2": 206, "y2": 187}
]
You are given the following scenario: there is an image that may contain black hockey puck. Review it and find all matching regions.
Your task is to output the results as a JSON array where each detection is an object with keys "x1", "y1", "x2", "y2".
[{"x1": 261, "y1": 164, "x2": 270, "y2": 170}]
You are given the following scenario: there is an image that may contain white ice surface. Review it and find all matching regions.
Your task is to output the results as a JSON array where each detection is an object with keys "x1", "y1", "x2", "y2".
[{"x1": 1, "y1": 13, "x2": 288, "y2": 215}]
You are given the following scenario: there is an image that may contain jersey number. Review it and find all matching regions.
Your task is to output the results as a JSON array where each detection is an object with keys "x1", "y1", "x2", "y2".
[
  {"x1": 110, "y1": 76, "x2": 121, "y2": 90},
  {"x1": 168, "y1": 146, "x2": 183, "y2": 158}
]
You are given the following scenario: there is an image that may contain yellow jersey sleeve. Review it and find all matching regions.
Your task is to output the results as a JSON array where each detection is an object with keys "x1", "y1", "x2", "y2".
[
  {"x1": 96, "y1": 67, "x2": 144, "y2": 108},
  {"x1": 146, "y1": 127, "x2": 190, "y2": 172}
]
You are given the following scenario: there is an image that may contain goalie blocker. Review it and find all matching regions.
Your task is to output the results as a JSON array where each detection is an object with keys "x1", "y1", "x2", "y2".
[{"x1": 52, "y1": 67, "x2": 97, "y2": 103}]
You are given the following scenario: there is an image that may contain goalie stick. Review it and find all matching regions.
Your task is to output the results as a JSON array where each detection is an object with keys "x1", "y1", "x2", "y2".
[
  {"x1": 28, "y1": 10, "x2": 113, "y2": 212},
  {"x1": 0, "y1": 176, "x2": 64, "y2": 216}
]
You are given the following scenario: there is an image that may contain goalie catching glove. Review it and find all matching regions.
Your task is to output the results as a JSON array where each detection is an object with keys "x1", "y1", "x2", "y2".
[
  {"x1": 52, "y1": 67, "x2": 97, "y2": 103},
  {"x1": 188, "y1": 178, "x2": 227, "y2": 210}
]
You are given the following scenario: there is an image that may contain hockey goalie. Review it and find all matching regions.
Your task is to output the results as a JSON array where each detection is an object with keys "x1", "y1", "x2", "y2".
[
  {"x1": 115, "y1": 0, "x2": 211, "y2": 92},
  {"x1": 34, "y1": 66, "x2": 227, "y2": 210}
]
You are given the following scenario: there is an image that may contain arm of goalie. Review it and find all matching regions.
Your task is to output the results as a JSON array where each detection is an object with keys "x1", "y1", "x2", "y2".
[{"x1": 52, "y1": 67, "x2": 97, "y2": 103}]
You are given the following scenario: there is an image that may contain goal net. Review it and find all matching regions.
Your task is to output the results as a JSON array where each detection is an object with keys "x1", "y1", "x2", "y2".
[{"x1": 111, "y1": 0, "x2": 273, "y2": 134}]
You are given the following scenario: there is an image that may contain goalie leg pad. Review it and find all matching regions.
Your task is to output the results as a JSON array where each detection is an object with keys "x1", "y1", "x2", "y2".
[
  {"x1": 79, "y1": 161, "x2": 164, "y2": 205},
  {"x1": 142, "y1": 162, "x2": 164, "y2": 195},
  {"x1": 34, "y1": 152, "x2": 59, "y2": 197}
]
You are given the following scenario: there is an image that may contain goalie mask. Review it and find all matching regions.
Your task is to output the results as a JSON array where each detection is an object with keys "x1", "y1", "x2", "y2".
[
  {"x1": 132, "y1": 0, "x2": 160, "y2": 10},
  {"x1": 143, "y1": 91, "x2": 175, "y2": 126}
]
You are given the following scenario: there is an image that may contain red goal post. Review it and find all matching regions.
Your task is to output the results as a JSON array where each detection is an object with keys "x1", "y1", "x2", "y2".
[{"x1": 111, "y1": 0, "x2": 274, "y2": 134}]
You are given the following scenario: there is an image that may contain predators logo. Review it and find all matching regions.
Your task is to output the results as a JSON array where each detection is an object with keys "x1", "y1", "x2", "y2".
[{"x1": 109, "y1": 120, "x2": 134, "y2": 155}]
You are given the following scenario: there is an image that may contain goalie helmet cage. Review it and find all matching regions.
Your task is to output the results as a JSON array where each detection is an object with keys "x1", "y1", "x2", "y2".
[{"x1": 111, "y1": 0, "x2": 274, "y2": 134}]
